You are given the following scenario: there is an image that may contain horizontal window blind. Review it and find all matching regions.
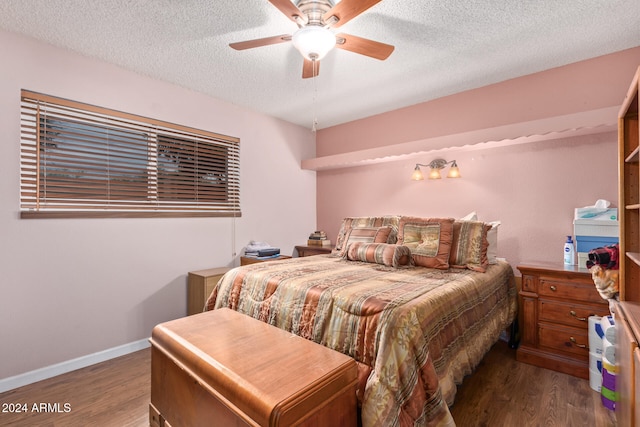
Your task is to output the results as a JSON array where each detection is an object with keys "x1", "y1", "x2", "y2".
[{"x1": 20, "y1": 90, "x2": 240, "y2": 218}]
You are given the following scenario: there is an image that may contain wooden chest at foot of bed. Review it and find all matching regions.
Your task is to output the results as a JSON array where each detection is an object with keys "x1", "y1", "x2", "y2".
[{"x1": 149, "y1": 308, "x2": 358, "y2": 427}]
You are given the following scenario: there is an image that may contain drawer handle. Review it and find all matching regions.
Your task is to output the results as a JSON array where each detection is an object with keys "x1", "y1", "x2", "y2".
[
  {"x1": 569, "y1": 310, "x2": 587, "y2": 321},
  {"x1": 569, "y1": 337, "x2": 587, "y2": 348},
  {"x1": 549, "y1": 285, "x2": 557, "y2": 291}
]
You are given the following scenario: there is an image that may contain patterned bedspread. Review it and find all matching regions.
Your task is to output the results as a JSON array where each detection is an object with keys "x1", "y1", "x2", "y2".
[{"x1": 205, "y1": 255, "x2": 517, "y2": 427}]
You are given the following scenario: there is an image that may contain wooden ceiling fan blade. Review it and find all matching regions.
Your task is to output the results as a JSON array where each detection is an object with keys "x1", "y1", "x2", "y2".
[
  {"x1": 323, "y1": 0, "x2": 382, "y2": 28},
  {"x1": 229, "y1": 34, "x2": 291, "y2": 51},
  {"x1": 302, "y1": 59, "x2": 320, "y2": 79},
  {"x1": 268, "y1": 0, "x2": 307, "y2": 24},
  {"x1": 335, "y1": 33, "x2": 394, "y2": 60}
]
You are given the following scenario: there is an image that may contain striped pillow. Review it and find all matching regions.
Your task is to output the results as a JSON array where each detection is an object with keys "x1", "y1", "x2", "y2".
[
  {"x1": 333, "y1": 216, "x2": 400, "y2": 254},
  {"x1": 449, "y1": 220, "x2": 490, "y2": 272},
  {"x1": 337, "y1": 226, "x2": 392, "y2": 256},
  {"x1": 345, "y1": 242, "x2": 413, "y2": 268}
]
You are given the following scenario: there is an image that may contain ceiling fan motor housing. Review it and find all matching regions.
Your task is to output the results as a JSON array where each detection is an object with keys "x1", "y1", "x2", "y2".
[{"x1": 295, "y1": 0, "x2": 335, "y2": 26}]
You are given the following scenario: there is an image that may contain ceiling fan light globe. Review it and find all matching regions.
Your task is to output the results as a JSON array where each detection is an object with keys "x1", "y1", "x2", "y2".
[{"x1": 292, "y1": 26, "x2": 336, "y2": 61}]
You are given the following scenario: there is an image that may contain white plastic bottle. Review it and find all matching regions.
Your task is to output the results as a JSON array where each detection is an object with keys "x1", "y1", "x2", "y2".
[{"x1": 563, "y1": 235, "x2": 575, "y2": 265}]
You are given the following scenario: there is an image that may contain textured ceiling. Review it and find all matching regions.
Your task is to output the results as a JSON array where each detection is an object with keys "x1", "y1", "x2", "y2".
[{"x1": 1, "y1": 0, "x2": 639, "y2": 129}]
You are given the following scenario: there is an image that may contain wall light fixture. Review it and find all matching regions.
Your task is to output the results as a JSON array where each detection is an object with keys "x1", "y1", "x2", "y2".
[{"x1": 412, "y1": 159, "x2": 461, "y2": 181}]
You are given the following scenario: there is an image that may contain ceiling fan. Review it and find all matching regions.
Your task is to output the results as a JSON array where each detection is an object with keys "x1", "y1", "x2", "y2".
[{"x1": 229, "y1": 0, "x2": 394, "y2": 78}]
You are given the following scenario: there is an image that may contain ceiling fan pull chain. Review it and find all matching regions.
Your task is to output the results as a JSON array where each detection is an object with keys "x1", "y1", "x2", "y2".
[{"x1": 311, "y1": 59, "x2": 319, "y2": 132}]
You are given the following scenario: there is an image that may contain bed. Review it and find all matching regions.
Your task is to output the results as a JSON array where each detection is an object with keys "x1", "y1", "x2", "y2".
[{"x1": 204, "y1": 215, "x2": 517, "y2": 427}]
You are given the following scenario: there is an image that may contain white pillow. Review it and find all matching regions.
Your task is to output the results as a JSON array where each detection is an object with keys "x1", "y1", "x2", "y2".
[
  {"x1": 460, "y1": 211, "x2": 478, "y2": 221},
  {"x1": 486, "y1": 221, "x2": 500, "y2": 264}
]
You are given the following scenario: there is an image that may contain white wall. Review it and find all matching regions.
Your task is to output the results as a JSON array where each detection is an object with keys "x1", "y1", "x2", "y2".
[{"x1": 0, "y1": 30, "x2": 316, "y2": 380}]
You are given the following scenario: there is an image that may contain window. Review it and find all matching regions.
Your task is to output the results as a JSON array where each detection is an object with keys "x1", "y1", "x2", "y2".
[{"x1": 20, "y1": 90, "x2": 240, "y2": 218}]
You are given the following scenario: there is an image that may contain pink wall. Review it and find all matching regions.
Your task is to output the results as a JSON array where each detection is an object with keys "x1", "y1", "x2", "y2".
[
  {"x1": 315, "y1": 48, "x2": 640, "y2": 271},
  {"x1": 0, "y1": 29, "x2": 316, "y2": 384},
  {"x1": 317, "y1": 47, "x2": 640, "y2": 156}
]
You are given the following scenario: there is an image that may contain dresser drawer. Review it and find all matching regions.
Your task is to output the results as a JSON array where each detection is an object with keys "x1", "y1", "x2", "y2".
[
  {"x1": 538, "y1": 322, "x2": 590, "y2": 358},
  {"x1": 538, "y1": 278, "x2": 603, "y2": 304},
  {"x1": 539, "y1": 299, "x2": 609, "y2": 328}
]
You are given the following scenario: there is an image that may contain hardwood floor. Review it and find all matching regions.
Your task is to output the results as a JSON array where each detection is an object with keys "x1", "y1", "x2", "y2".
[
  {"x1": 0, "y1": 350, "x2": 150, "y2": 427},
  {"x1": 0, "y1": 341, "x2": 617, "y2": 426},
  {"x1": 450, "y1": 342, "x2": 616, "y2": 427}
]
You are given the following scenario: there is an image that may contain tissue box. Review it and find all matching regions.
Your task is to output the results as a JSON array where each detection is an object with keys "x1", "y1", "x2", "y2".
[{"x1": 574, "y1": 207, "x2": 618, "y2": 221}]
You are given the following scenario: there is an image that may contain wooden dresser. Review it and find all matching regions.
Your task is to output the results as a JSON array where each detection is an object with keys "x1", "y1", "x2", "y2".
[
  {"x1": 517, "y1": 262, "x2": 610, "y2": 379},
  {"x1": 150, "y1": 308, "x2": 357, "y2": 427}
]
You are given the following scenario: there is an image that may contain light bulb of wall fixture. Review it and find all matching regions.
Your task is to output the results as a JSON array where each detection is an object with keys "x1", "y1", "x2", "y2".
[
  {"x1": 428, "y1": 167, "x2": 442, "y2": 180},
  {"x1": 292, "y1": 26, "x2": 336, "y2": 61},
  {"x1": 411, "y1": 165, "x2": 424, "y2": 181},
  {"x1": 447, "y1": 161, "x2": 461, "y2": 178}
]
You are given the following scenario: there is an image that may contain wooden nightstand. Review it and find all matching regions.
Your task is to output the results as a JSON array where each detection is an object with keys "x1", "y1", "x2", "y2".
[
  {"x1": 517, "y1": 262, "x2": 610, "y2": 379},
  {"x1": 295, "y1": 245, "x2": 334, "y2": 257},
  {"x1": 187, "y1": 267, "x2": 230, "y2": 315},
  {"x1": 240, "y1": 255, "x2": 292, "y2": 266}
]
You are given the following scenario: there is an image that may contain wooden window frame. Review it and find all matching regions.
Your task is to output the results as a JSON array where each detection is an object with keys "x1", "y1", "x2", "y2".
[{"x1": 20, "y1": 90, "x2": 241, "y2": 219}]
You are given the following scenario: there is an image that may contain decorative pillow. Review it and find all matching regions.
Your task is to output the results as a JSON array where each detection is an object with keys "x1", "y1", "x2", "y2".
[
  {"x1": 333, "y1": 216, "x2": 400, "y2": 255},
  {"x1": 397, "y1": 217, "x2": 454, "y2": 269},
  {"x1": 344, "y1": 242, "x2": 413, "y2": 268},
  {"x1": 337, "y1": 226, "x2": 392, "y2": 256},
  {"x1": 449, "y1": 220, "x2": 491, "y2": 272},
  {"x1": 459, "y1": 212, "x2": 500, "y2": 264}
]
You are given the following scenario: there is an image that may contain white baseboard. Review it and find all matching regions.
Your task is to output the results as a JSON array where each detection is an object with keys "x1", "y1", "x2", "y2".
[{"x1": 0, "y1": 338, "x2": 150, "y2": 394}]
